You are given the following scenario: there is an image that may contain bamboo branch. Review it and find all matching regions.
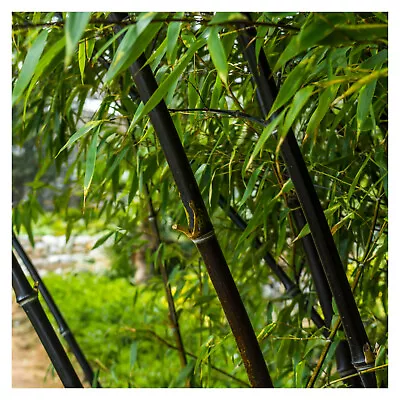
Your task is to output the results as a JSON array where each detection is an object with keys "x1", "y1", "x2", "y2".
[
  {"x1": 123, "y1": 327, "x2": 250, "y2": 387},
  {"x1": 168, "y1": 108, "x2": 268, "y2": 127}
]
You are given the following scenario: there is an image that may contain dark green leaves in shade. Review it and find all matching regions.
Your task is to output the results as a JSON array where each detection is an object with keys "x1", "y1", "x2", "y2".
[
  {"x1": 65, "y1": 12, "x2": 91, "y2": 66},
  {"x1": 12, "y1": 29, "x2": 48, "y2": 105},
  {"x1": 84, "y1": 128, "x2": 99, "y2": 207},
  {"x1": 104, "y1": 13, "x2": 162, "y2": 84},
  {"x1": 207, "y1": 27, "x2": 228, "y2": 85},
  {"x1": 238, "y1": 164, "x2": 264, "y2": 208}
]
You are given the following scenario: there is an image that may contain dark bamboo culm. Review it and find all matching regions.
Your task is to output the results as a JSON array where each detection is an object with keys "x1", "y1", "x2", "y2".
[
  {"x1": 219, "y1": 195, "x2": 362, "y2": 387},
  {"x1": 12, "y1": 252, "x2": 83, "y2": 388},
  {"x1": 238, "y1": 13, "x2": 376, "y2": 387},
  {"x1": 109, "y1": 12, "x2": 273, "y2": 388},
  {"x1": 218, "y1": 195, "x2": 325, "y2": 329},
  {"x1": 12, "y1": 231, "x2": 101, "y2": 387}
]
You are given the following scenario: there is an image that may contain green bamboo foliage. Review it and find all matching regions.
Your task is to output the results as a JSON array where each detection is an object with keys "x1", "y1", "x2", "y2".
[{"x1": 12, "y1": 12, "x2": 388, "y2": 388}]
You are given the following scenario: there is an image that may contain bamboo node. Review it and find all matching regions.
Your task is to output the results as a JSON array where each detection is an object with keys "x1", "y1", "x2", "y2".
[{"x1": 191, "y1": 230, "x2": 215, "y2": 244}]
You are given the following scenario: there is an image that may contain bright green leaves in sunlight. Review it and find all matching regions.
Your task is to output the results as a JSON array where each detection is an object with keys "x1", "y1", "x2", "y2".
[
  {"x1": 104, "y1": 13, "x2": 162, "y2": 84},
  {"x1": 274, "y1": 13, "x2": 339, "y2": 71},
  {"x1": 65, "y1": 12, "x2": 91, "y2": 66},
  {"x1": 207, "y1": 26, "x2": 228, "y2": 85},
  {"x1": 12, "y1": 29, "x2": 48, "y2": 105}
]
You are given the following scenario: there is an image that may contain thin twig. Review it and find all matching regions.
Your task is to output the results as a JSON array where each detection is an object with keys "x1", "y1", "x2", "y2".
[
  {"x1": 123, "y1": 327, "x2": 250, "y2": 387},
  {"x1": 12, "y1": 16, "x2": 300, "y2": 32},
  {"x1": 168, "y1": 108, "x2": 268, "y2": 127}
]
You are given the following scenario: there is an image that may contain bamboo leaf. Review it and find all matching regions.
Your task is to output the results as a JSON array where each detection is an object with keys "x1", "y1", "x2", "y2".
[
  {"x1": 293, "y1": 203, "x2": 341, "y2": 242},
  {"x1": 331, "y1": 68, "x2": 388, "y2": 107},
  {"x1": 331, "y1": 212, "x2": 354, "y2": 236},
  {"x1": 78, "y1": 40, "x2": 86, "y2": 83},
  {"x1": 357, "y1": 78, "x2": 378, "y2": 132},
  {"x1": 306, "y1": 84, "x2": 340, "y2": 136},
  {"x1": 12, "y1": 29, "x2": 48, "y2": 105},
  {"x1": 103, "y1": 146, "x2": 130, "y2": 182},
  {"x1": 268, "y1": 58, "x2": 312, "y2": 117},
  {"x1": 281, "y1": 85, "x2": 314, "y2": 138},
  {"x1": 348, "y1": 155, "x2": 370, "y2": 203},
  {"x1": 56, "y1": 120, "x2": 102, "y2": 157},
  {"x1": 104, "y1": 13, "x2": 160, "y2": 84},
  {"x1": 92, "y1": 230, "x2": 114, "y2": 250},
  {"x1": 92, "y1": 25, "x2": 130, "y2": 64},
  {"x1": 130, "y1": 38, "x2": 207, "y2": 126},
  {"x1": 274, "y1": 13, "x2": 338, "y2": 71},
  {"x1": 207, "y1": 27, "x2": 228, "y2": 85},
  {"x1": 65, "y1": 12, "x2": 91, "y2": 66},
  {"x1": 129, "y1": 341, "x2": 138, "y2": 369},
  {"x1": 247, "y1": 110, "x2": 285, "y2": 169},
  {"x1": 166, "y1": 12, "x2": 183, "y2": 65},
  {"x1": 238, "y1": 164, "x2": 264, "y2": 208},
  {"x1": 83, "y1": 129, "x2": 99, "y2": 205}
]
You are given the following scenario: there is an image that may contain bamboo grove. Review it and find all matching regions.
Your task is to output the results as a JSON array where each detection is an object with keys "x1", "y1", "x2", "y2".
[{"x1": 12, "y1": 12, "x2": 388, "y2": 388}]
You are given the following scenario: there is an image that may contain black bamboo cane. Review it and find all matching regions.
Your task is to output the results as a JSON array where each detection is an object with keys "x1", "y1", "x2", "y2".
[
  {"x1": 12, "y1": 231, "x2": 101, "y2": 387},
  {"x1": 219, "y1": 195, "x2": 362, "y2": 385},
  {"x1": 218, "y1": 195, "x2": 326, "y2": 330},
  {"x1": 108, "y1": 12, "x2": 273, "y2": 388},
  {"x1": 287, "y1": 198, "x2": 362, "y2": 387},
  {"x1": 12, "y1": 252, "x2": 83, "y2": 388},
  {"x1": 237, "y1": 14, "x2": 376, "y2": 387}
]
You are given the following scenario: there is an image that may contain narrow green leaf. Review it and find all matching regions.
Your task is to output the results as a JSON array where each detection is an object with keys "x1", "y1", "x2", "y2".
[
  {"x1": 274, "y1": 13, "x2": 336, "y2": 71},
  {"x1": 12, "y1": 29, "x2": 48, "y2": 105},
  {"x1": 86, "y1": 37, "x2": 95, "y2": 60},
  {"x1": 268, "y1": 58, "x2": 311, "y2": 117},
  {"x1": 281, "y1": 85, "x2": 314, "y2": 138},
  {"x1": 78, "y1": 41, "x2": 86, "y2": 83},
  {"x1": 56, "y1": 120, "x2": 102, "y2": 158},
  {"x1": 207, "y1": 27, "x2": 228, "y2": 85},
  {"x1": 306, "y1": 84, "x2": 340, "y2": 136},
  {"x1": 238, "y1": 164, "x2": 264, "y2": 208},
  {"x1": 131, "y1": 38, "x2": 207, "y2": 126},
  {"x1": 128, "y1": 171, "x2": 138, "y2": 205},
  {"x1": 65, "y1": 12, "x2": 91, "y2": 66},
  {"x1": 348, "y1": 155, "x2": 370, "y2": 203},
  {"x1": 104, "y1": 13, "x2": 160, "y2": 83},
  {"x1": 209, "y1": 12, "x2": 244, "y2": 24},
  {"x1": 92, "y1": 25, "x2": 130, "y2": 64},
  {"x1": 103, "y1": 146, "x2": 130, "y2": 182},
  {"x1": 166, "y1": 12, "x2": 184, "y2": 64},
  {"x1": 129, "y1": 341, "x2": 138, "y2": 369},
  {"x1": 293, "y1": 203, "x2": 341, "y2": 242},
  {"x1": 247, "y1": 110, "x2": 285, "y2": 169},
  {"x1": 92, "y1": 230, "x2": 114, "y2": 250},
  {"x1": 83, "y1": 129, "x2": 99, "y2": 204},
  {"x1": 331, "y1": 68, "x2": 388, "y2": 107},
  {"x1": 357, "y1": 78, "x2": 378, "y2": 132}
]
